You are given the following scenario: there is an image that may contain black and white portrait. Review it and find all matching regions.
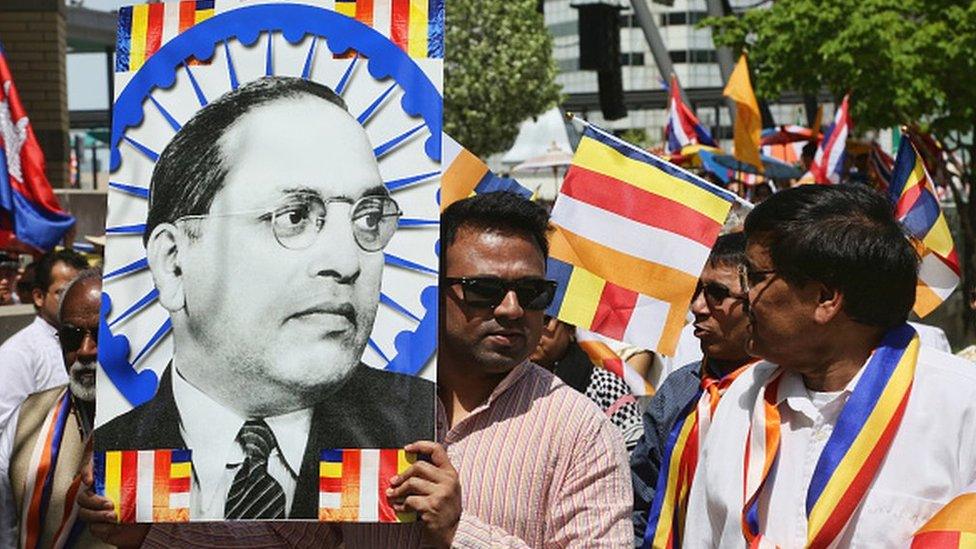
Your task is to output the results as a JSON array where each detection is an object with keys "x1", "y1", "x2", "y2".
[{"x1": 96, "y1": 5, "x2": 442, "y2": 521}]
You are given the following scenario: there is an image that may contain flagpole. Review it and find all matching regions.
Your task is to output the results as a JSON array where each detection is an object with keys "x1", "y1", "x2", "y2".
[{"x1": 564, "y1": 112, "x2": 754, "y2": 211}]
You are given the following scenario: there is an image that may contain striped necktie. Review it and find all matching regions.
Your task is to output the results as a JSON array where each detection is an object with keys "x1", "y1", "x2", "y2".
[{"x1": 224, "y1": 419, "x2": 287, "y2": 519}]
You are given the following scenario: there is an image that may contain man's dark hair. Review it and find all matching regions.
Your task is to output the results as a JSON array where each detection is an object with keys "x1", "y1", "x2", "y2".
[
  {"x1": 32, "y1": 250, "x2": 88, "y2": 293},
  {"x1": 144, "y1": 76, "x2": 348, "y2": 245},
  {"x1": 441, "y1": 192, "x2": 550, "y2": 269},
  {"x1": 744, "y1": 184, "x2": 918, "y2": 328},
  {"x1": 708, "y1": 232, "x2": 746, "y2": 269}
]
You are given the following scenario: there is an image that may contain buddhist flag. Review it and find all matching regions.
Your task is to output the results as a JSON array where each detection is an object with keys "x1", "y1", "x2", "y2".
[
  {"x1": 911, "y1": 485, "x2": 976, "y2": 548},
  {"x1": 889, "y1": 137, "x2": 960, "y2": 317},
  {"x1": 94, "y1": 449, "x2": 192, "y2": 523},
  {"x1": 116, "y1": 1, "x2": 215, "y2": 72},
  {"x1": 333, "y1": 0, "x2": 444, "y2": 59},
  {"x1": 319, "y1": 448, "x2": 417, "y2": 522},
  {"x1": 440, "y1": 133, "x2": 532, "y2": 211},
  {"x1": 547, "y1": 124, "x2": 736, "y2": 356},
  {"x1": 723, "y1": 54, "x2": 763, "y2": 173}
]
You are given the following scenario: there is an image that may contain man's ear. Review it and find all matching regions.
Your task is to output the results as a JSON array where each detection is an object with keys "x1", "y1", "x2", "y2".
[
  {"x1": 146, "y1": 223, "x2": 186, "y2": 312},
  {"x1": 812, "y1": 282, "x2": 844, "y2": 325},
  {"x1": 31, "y1": 287, "x2": 44, "y2": 309}
]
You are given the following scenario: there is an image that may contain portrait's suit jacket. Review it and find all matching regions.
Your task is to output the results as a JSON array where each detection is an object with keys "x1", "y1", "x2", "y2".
[{"x1": 95, "y1": 364, "x2": 436, "y2": 518}]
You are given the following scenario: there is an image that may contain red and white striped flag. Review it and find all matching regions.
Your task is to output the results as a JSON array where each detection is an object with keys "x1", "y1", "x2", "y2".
[
  {"x1": 807, "y1": 95, "x2": 851, "y2": 184},
  {"x1": 94, "y1": 449, "x2": 192, "y2": 523},
  {"x1": 319, "y1": 448, "x2": 417, "y2": 522}
]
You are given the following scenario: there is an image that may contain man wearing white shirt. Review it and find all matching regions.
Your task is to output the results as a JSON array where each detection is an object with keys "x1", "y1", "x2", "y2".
[
  {"x1": 1, "y1": 269, "x2": 107, "y2": 549},
  {"x1": 684, "y1": 185, "x2": 976, "y2": 547},
  {"x1": 0, "y1": 250, "x2": 87, "y2": 435}
]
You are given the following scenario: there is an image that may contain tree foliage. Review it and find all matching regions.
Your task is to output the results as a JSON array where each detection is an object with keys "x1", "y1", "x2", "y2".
[
  {"x1": 704, "y1": 0, "x2": 976, "y2": 135},
  {"x1": 444, "y1": 0, "x2": 562, "y2": 157},
  {"x1": 704, "y1": 0, "x2": 976, "y2": 336}
]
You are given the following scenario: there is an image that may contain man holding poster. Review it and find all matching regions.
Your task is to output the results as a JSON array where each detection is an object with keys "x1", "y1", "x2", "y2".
[{"x1": 94, "y1": 76, "x2": 435, "y2": 520}]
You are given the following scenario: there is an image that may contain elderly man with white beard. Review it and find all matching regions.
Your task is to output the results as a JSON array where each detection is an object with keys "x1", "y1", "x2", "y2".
[{"x1": 0, "y1": 269, "x2": 110, "y2": 549}]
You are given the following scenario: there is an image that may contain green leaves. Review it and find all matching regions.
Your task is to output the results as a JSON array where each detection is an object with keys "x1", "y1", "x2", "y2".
[
  {"x1": 444, "y1": 0, "x2": 562, "y2": 157},
  {"x1": 702, "y1": 0, "x2": 976, "y2": 137}
]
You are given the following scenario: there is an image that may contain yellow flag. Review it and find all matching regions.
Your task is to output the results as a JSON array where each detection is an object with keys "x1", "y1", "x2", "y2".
[{"x1": 723, "y1": 54, "x2": 763, "y2": 173}]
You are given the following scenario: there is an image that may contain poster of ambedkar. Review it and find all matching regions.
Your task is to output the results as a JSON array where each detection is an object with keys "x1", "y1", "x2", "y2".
[{"x1": 94, "y1": 0, "x2": 442, "y2": 522}]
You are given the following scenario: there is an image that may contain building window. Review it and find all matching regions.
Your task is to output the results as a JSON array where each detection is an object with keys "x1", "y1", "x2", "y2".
[
  {"x1": 619, "y1": 13, "x2": 640, "y2": 28},
  {"x1": 669, "y1": 49, "x2": 717, "y2": 64},
  {"x1": 689, "y1": 50, "x2": 717, "y2": 63},
  {"x1": 557, "y1": 58, "x2": 579, "y2": 72},
  {"x1": 620, "y1": 52, "x2": 645, "y2": 66},
  {"x1": 660, "y1": 11, "x2": 708, "y2": 26}
]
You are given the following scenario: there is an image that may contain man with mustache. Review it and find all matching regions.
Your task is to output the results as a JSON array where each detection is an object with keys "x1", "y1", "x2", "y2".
[
  {"x1": 92, "y1": 76, "x2": 435, "y2": 521},
  {"x1": 630, "y1": 232, "x2": 757, "y2": 547},
  {"x1": 429, "y1": 191, "x2": 631, "y2": 546},
  {"x1": 684, "y1": 185, "x2": 976, "y2": 547},
  {"x1": 0, "y1": 269, "x2": 109, "y2": 548}
]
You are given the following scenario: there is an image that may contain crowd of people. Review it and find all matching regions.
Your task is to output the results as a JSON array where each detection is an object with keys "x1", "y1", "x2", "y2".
[
  {"x1": 0, "y1": 78, "x2": 974, "y2": 548},
  {"x1": 0, "y1": 184, "x2": 974, "y2": 547}
]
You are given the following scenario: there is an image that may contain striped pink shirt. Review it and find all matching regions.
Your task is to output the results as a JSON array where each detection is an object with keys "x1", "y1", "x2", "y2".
[
  {"x1": 446, "y1": 361, "x2": 632, "y2": 548},
  {"x1": 139, "y1": 362, "x2": 631, "y2": 548}
]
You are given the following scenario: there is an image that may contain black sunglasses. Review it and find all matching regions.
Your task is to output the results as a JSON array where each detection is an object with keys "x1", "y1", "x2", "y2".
[
  {"x1": 695, "y1": 281, "x2": 734, "y2": 305},
  {"x1": 444, "y1": 277, "x2": 557, "y2": 310},
  {"x1": 59, "y1": 325, "x2": 98, "y2": 352}
]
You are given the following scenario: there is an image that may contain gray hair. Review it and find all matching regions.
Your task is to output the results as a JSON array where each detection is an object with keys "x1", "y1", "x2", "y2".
[{"x1": 57, "y1": 268, "x2": 103, "y2": 324}]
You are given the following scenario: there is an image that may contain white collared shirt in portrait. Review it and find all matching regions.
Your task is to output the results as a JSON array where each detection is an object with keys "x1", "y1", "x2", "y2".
[{"x1": 171, "y1": 366, "x2": 311, "y2": 519}]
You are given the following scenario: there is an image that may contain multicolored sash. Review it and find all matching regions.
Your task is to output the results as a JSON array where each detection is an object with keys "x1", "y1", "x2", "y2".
[
  {"x1": 19, "y1": 388, "x2": 85, "y2": 549},
  {"x1": 741, "y1": 323, "x2": 918, "y2": 548},
  {"x1": 911, "y1": 484, "x2": 976, "y2": 548},
  {"x1": 641, "y1": 360, "x2": 754, "y2": 549}
]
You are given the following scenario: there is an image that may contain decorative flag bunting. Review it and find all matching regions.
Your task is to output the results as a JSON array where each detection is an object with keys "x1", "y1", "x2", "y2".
[
  {"x1": 547, "y1": 124, "x2": 736, "y2": 356},
  {"x1": 19, "y1": 389, "x2": 82, "y2": 549},
  {"x1": 642, "y1": 361, "x2": 754, "y2": 549},
  {"x1": 888, "y1": 136, "x2": 960, "y2": 318},
  {"x1": 319, "y1": 448, "x2": 417, "y2": 522},
  {"x1": 664, "y1": 75, "x2": 716, "y2": 155},
  {"x1": 911, "y1": 485, "x2": 976, "y2": 548},
  {"x1": 808, "y1": 94, "x2": 851, "y2": 184},
  {"x1": 94, "y1": 449, "x2": 192, "y2": 523},
  {"x1": 116, "y1": 1, "x2": 215, "y2": 72},
  {"x1": 440, "y1": 133, "x2": 532, "y2": 211},
  {"x1": 576, "y1": 328, "x2": 653, "y2": 396},
  {"x1": 334, "y1": 0, "x2": 444, "y2": 59},
  {"x1": 0, "y1": 43, "x2": 75, "y2": 252},
  {"x1": 722, "y1": 54, "x2": 763, "y2": 173},
  {"x1": 742, "y1": 324, "x2": 918, "y2": 547}
]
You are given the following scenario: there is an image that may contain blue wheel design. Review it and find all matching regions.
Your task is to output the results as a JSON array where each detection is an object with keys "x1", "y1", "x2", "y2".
[{"x1": 100, "y1": 4, "x2": 441, "y2": 411}]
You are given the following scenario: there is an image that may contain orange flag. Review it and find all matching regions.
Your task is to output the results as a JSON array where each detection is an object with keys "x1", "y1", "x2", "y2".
[{"x1": 723, "y1": 54, "x2": 763, "y2": 173}]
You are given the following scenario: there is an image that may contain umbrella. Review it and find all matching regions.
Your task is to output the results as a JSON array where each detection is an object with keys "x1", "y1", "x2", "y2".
[
  {"x1": 511, "y1": 143, "x2": 575, "y2": 197},
  {"x1": 711, "y1": 153, "x2": 804, "y2": 180},
  {"x1": 512, "y1": 143, "x2": 574, "y2": 173},
  {"x1": 760, "y1": 125, "x2": 821, "y2": 146}
]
